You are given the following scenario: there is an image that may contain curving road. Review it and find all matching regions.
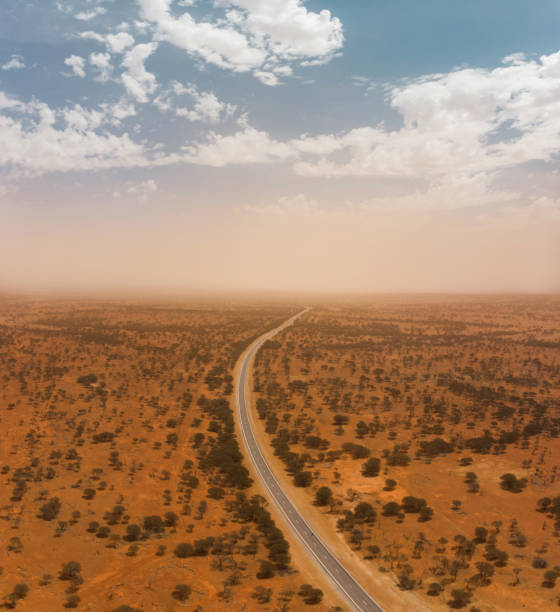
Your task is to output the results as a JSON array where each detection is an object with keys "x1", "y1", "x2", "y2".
[{"x1": 235, "y1": 309, "x2": 385, "y2": 612}]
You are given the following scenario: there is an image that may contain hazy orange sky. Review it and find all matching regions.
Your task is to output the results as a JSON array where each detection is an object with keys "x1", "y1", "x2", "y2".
[
  {"x1": 1, "y1": 1, "x2": 559, "y2": 294},
  {"x1": 2, "y1": 195, "x2": 558, "y2": 293}
]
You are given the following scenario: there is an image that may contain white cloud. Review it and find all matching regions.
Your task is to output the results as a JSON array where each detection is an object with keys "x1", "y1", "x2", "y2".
[
  {"x1": 181, "y1": 50, "x2": 560, "y2": 204},
  {"x1": 75, "y1": 6, "x2": 107, "y2": 21},
  {"x1": 136, "y1": 0, "x2": 343, "y2": 84},
  {"x1": 253, "y1": 70, "x2": 279, "y2": 87},
  {"x1": 80, "y1": 31, "x2": 135, "y2": 54},
  {"x1": 56, "y1": 3, "x2": 72, "y2": 14},
  {"x1": 121, "y1": 43, "x2": 158, "y2": 102},
  {"x1": 0, "y1": 92, "x2": 151, "y2": 175},
  {"x1": 60, "y1": 100, "x2": 135, "y2": 132},
  {"x1": 226, "y1": 0, "x2": 343, "y2": 60},
  {"x1": 0, "y1": 92, "x2": 23, "y2": 111},
  {"x1": 155, "y1": 81, "x2": 236, "y2": 123},
  {"x1": 2, "y1": 55, "x2": 25, "y2": 71},
  {"x1": 181, "y1": 123, "x2": 293, "y2": 166},
  {"x1": 102, "y1": 98, "x2": 137, "y2": 125},
  {"x1": 126, "y1": 178, "x2": 158, "y2": 199},
  {"x1": 64, "y1": 55, "x2": 87, "y2": 78},
  {"x1": 89, "y1": 52, "x2": 113, "y2": 81}
]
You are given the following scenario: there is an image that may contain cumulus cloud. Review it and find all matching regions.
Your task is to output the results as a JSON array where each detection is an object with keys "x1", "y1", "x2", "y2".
[
  {"x1": 253, "y1": 70, "x2": 279, "y2": 87},
  {"x1": 79, "y1": 30, "x2": 135, "y2": 54},
  {"x1": 75, "y1": 6, "x2": 107, "y2": 21},
  {"x1": 0, "y1": 91, "x2": 24, "y2": 111},
  {"x1": 89, "y1": 52, "x2": 113, "y2": 81},
  {"x1": 127, "y1": 178, "x2": 158, "y2": 199},
  {"x1": 2, "y1": 55, "x2": 25, "y2": 71},
  {"x1": 121, "y1": 43, "x2": 158, "y2": 102},
  {"x1": 64, "y1": 55, "x2": 87, "y2": 78},
  {"x1": 0, "y1": 92, "x2": 151, "y2": 175},
  {"x1": 102, "y1": 98, "x2": 137, "y2": 124},
  {"x1": 154, "y1": 81, "x2": 236, "y2": 123},
  {"x1": 181, "y1": 123, "x2": 293, "y2": 166},
  {"x1": 227, "y1": 0, "x2": 343, "y2": 60},
  {"x1": 181, "y1": 50, "x2": 560, "y2": 206},
  {"x1": 136, "y1": 0, "x2": 343, "y2": 84}
]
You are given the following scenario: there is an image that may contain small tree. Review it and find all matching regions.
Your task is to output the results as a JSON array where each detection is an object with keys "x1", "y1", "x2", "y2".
[
  {"x1": 172, "y1": 584, "x2": 191, "y2": 602},
  {"x1": 293, "y1": 471, "x2": 312, "y2": 487},
  {"x1": 64, "y1": 595, "x2": 80, "y2": 609},
  {"x1": 382, "y1": 501, "x2": 401, "y2": 516},
  {"x1": 39, "y1": 497, "x2": 61, "y2": 521},
  {"x1": 500, "y1": 473, "x2": 527, "y2": 493},
  {"x1": 449, "y1": 589, "x2": 471, "y2": 608},
  {"x1": 59, "y1": 561, "x2": 81, "y2": 581},
  {"x1": 125, "y1": 524, "x2": 141, "y2": 542},
  {"x1": 542, "y1": 569, "x2": 559, "y2": 588},
  {"x1": 361, "y1": 457, "x2": 381, "y2": 477},
  {"x1": 174, "y1": 542, "x2": 194, "y2": 558},
  {"x1": 298, "y1": 584, "x2": 323, "y2": 605},
  {"x1": 474, "y1": 526, "x2": 488, "y2": 543},
  {"x1": 353, "y1": 502, "x2": 377, "y2": 524},
  {"x1": 257, "y1": 560, "x2": 275, "y2": 579},
  {"x1": 427, "y1": 582, "x2": 442, "y2": 596},
  {"x1": 12, "y1": 584, "x2": 29, "y2": 600},
  {"x1": 314, "y1": 486, "x2": 333, "y2": 507},
  {"x1": 476, "y1": 562, "x2": 495, "y2": 585},
  {"x1": 384, "y1": 479, "x2": 397, "y2": 491},
  {"x1": 418, "y1": 506, "x2": 434, "y2": 522}
]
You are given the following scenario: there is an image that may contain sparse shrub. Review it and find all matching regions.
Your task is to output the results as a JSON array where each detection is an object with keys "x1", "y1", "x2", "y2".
[
  {"x1": 382, "y1": 501, "x2": 401, "y2": 516},
  {"x1": 353, "y1": 502, "x2": 377, "y2": 524},
  {"x1": 293, "y1": 471, "x2": 312, "y2": 487},
  {"x1": 164, "y1": 511, "x2": 178, "y2": 527},
  {"x1": 474, "y1": 526, "x2": 488, "y2": 543},
  {"x1": 257, "y1": 560, "x2": 275, "y2": 579},
  {"x1": 207, "y1": 487, "x2": 225, "y2": 500},
  {"x1": 449, "y1": 588, "x2": 471, "y2": 608},
  {"x1": 500, "y1": 473, "x2": 527, "y2": 493},
  {"x1": 542, "y1": 569, "x2": 559, "y2": 588},
  {"x1": 427, "y1": 582, "x2": 443, "y2": 596},
  {"x1": 361, "y1": 457, "x2": 381, "y2": 477},
  {"x1": 64, "y1": 595, "x2": 80, "y2": 608},
  {"x1": 172, "y1": 584, "x2": 191, "y2": 602},
  {"x1": 384, "y1": 479, "x2": 397, "y2": 491},
  {"x1": 125, "y1": 524, "x2": 141, "y2": 542},
  {"x1": 38, "y1": 497, "x2": 61, "y2": 521},
  {"x1": 143, "y1": 515, "x2": 165, "y2": 534},
  {"x1": 174, "y1": 542, "x2": 194, "y2": 558},
  {"x1": 298, "y1": 584, "x2": 323, "y2": 605},
  {"x1": 314, "y1": 486, "x2": 333, "y2": 507},
  {"x1": 59, "y1": 561, "x2": 81, "y2": 581},
  {"x1": 12, "y1": 584, "x2": 29, "y2": 600}
]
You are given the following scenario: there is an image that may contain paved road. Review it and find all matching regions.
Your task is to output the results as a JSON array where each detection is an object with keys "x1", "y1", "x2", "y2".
[{"x1": 235, "y1": 309, "x2": 385, "y2": 612}]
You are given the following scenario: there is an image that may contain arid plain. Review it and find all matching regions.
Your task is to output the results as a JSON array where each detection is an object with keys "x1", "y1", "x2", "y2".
[{"x1": 0, "y1": 295, "x2": 559, "y2": 611}]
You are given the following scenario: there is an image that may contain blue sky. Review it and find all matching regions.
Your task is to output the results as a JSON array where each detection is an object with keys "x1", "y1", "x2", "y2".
[{"x1": 0, "y1": 1, "x2": 559, "y2": 293}]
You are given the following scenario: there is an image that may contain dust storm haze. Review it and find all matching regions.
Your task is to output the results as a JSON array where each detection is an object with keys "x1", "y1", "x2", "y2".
[{"x1": 1, "y1": 198, "x2": 558, "y2": 295}]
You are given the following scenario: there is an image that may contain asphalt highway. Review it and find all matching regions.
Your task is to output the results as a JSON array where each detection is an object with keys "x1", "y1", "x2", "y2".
[{"x1": 235, "y1": 309, "x2": 385, "y2": 612}]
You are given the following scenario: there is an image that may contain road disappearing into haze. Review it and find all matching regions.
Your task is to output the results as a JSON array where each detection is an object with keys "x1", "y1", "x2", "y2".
[{"x1": 235, "y1": 309, "x2": 385, "y2": 612}]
